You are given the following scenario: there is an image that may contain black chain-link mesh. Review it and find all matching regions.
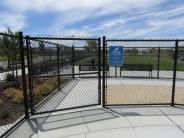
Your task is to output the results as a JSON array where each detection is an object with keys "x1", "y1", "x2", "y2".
[
  {"x1": 105, "y1": 40, "x2": 183, "y2": 105},
  {"x1": 0, "y1": 33, "x2": 25, "y2": 137},
  {"x1": 27, "y1": 36, "x2": 101, "y2": 114},
  {"x1": 1, "y1": 33, "x2": 184, "y2": 137},
  {"x1": 175, "y1": 41, "x2": 184, "y2": 104}
]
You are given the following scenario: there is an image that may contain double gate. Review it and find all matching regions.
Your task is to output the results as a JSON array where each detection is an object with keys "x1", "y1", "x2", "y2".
[
  {"x1": 26, "y1": 36, "x2": 184, "y2": 115},
  {"x1": 1, "y1": 32, "x2": 184, "y2": 138}
]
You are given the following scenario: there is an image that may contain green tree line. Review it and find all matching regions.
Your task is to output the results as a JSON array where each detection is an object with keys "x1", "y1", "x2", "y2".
[{"x1": 0, "y1": 28, "x2": 19, "y2": 69}]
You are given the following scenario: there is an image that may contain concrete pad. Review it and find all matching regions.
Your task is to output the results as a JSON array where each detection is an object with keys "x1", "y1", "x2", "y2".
[
  {"x1": 40, "y1": 117, "x2": 85, "y2": 130},
  {"x1": 120, "y1": 107, "x2": 163, "y2": 116},
  {"x1": 6, "y1": 120, "x2": 36, "y2": 138},
  {"x1": 31, "y1": 134, "x2": 38, "y2": 138},
  {"x1": 63, "y1": 134, "x2": 86, "y2": 138},
  {"x1": 86, "y1": 127, "x2": 136, "y2": 138},
  {"x1": 127, "y1": 116, "x2": 174, "y2": 127},
  {"x1": 43, "y1": 112, "x2": 82, "y2": 123},
  {"x1": 159, "y1": 107, "x2": 184, "y2": 115},
  {"x1": 80, "y1": 109, "x2": 107, "y2": 116},
  {"x1": 37, "y1": 124, "x2": 88, "y2": 138},
  {"x1": 86, "y1": 117, "x2": 131, "y2": 132},
  {"x1": 181, "y1": 126, "x2": 184, "y2": 131},
  {"x1": 134, "y1": 126, "x2": 184, "y2": 138},
  {"x1": 5, "y1": 106, "x2": 184, "y2": 138},
  {"x1": 107, "y1": 107, "x2": 123, "y2": 115},
  {"x1": 83, "y1": 112, "x2": 117, "y2": 123},
  {"x1": 168, "y1": 116, "x2": 184, "y2": 126}
]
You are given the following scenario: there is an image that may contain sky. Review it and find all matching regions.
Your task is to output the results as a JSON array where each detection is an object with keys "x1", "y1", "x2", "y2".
[{"x1": 0, "y1": 0, "x2": 184, "y2": 38}]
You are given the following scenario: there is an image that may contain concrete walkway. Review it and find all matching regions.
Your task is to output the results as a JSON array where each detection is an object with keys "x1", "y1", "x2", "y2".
[
  {"x1": 6, "y1": 106, "x2": 184, "y2": 138},
  {"x1": 2, "y1": 75, "x2": 184, "y2": 137},
  {"x1": 36, "y1": 78, "x2": 99, "y2": 113}
]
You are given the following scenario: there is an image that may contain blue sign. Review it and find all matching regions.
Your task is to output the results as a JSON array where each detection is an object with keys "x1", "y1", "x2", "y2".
[{"x1": 109, "y1": 46, "x2": 124, "y2": 66}]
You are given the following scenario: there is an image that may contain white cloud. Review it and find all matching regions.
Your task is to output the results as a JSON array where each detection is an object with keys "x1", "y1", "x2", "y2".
[
  {"x1": 150, "y1": 6, "x2": 184, "y2": 19},
  {"x1": 0, "y1": 27, "x2": 6, "y2": 32},
  {"x1": 99, "y1": 4, "x2": 184, "y2": 38},
  {"x1": 126, "y1": 16, "x2": 184, "y2": 38},
  {"x1": 3, "y1": 0, "x2": 167, "y2": 13},
  {"x1": 103, "y1": 19, "x2": 126, "y2": 27},
  {"x1": 48, "y1": 28, "x2": 89, "y2": 36},
  {"x1": 2, "y1": 0, "x2": 184, "y2": 38},
  {"x1": 147, "y1": 20, "x2": 169, "y2": 28},
  {"x1": 139, "y1": 5, "x2": 184, "y2": 37},
  {"x1": 2, "y1": 0, "x2": 168, "y2": 27},
  {"x1": 0, "y1": 12, "x2": 26, "y2": 32}
]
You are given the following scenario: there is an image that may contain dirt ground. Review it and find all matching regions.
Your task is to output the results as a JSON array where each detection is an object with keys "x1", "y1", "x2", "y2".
[
  {"x1": 0, "y1": 80, "x2": 24, "y2": 126},
  {"x1": 106, "y1": 84, "x2": 184, "y2": 104}
]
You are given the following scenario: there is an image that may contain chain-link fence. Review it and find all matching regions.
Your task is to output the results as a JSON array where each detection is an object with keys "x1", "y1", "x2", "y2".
[
  {"x1": 0, "y1": 33, "x2": 26, "y2": 137},
  {"x1": 26, "y1": 36, "x2": 101, "y2": 115},
  {"x1": 103, "y1": 38, "x2": 184, "y2": 106},
  {"x1": 1, "y1": 33, "x2": 184, "y2": 137}
]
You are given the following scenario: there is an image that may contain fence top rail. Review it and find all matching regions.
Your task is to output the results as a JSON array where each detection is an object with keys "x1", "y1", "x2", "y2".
[
  {"x1": 105, "y1": 46, "x2": 176, "y2": 48},
  {"x1": 106, "y1": 39, "x2": 184, "y2": 42},
  {"x1": 79, "y1": 64, "x2": 109, "y2": 66},
  {"x1": 0, "y1": 32, "x2": 19, "y2": 38},
  {"x1": 26, "y1": 36, "x2": 100, "y2": 41},
  {"x1": 27, "y1": 38, "x2": 70, "y2": 48}
]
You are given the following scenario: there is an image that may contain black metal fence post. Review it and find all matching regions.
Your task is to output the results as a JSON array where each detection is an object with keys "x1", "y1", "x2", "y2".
[
  {"x1": 98, "y1": 38, "x2": 101, "y2": 104},
  {"x1": 106, "y1": 44, "x2": 108, "y2": 82},
  {"x1": 57, "y1": 45, "x2": 61, "y2": 91},
  {"x1": 26, "y1": 36, "x2": 34, "y2": 115},
  {"x1": 171, "y1": 40, "x2": 178, "y2": 106},
  {"x1": 72, "y1": 45, "x2": 75, "y2": 79},
  {"x1": 157, "y1": 47, "x2": 160, "y2": 78},
  {"x1": 115, "y1": 66, "x2": 117, "y2": 78},
  {"x1": 15, "y1": 50, "x2": 18, "y2": 79},
  {"x1": 19, "y1": 32, "x2": 29, "y2": 119},
  {"x1": 102, "y1": 36, "x2": 106, "y2": 107},
  {"x1": 62, "y1": 47, "x2": 64, "y2": 72},
  {"x1": 29, "y1": 46, "x2": 35, "y2": 114},
  {"x1": 120, "y1": 66, "x2": 122, "y2": 77}
]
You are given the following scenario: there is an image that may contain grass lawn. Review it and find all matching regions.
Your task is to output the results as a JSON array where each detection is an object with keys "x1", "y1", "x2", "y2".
[
  {"x1": 125, "y1": 56, "x2": 184, "y2": 71},
  {"x1": 75, "y1": 56, "x2": 184, "y2": 71}
]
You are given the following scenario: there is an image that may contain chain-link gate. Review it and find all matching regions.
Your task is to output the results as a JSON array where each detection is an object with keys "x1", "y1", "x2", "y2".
[
  {"x1": 103, "y1": 37, "x2": 184, "y2": 106},
  {"x1": 26, "y1": 36, "x2": 101, "y2": 115}
]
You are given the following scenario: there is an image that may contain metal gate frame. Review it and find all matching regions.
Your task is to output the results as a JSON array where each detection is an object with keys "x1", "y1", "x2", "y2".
[
  {"x1": 26, "y1": 36, "x2": 102, "y2": 115},
  {"x1": 102, "y1": 36, "x2": 184, "y2": 107}
]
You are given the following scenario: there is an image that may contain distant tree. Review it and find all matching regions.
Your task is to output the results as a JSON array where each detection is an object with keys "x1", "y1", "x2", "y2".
[
  {"x1": 38, "y1": 41, "x2": 46, "y2": 62},
  {"x1": 38, "y1": 41, "x2": 45, "y2": 52},
  {"x1": 85, "y1": 40, "x2": 98, "y2": 63},
  {"x1": 131, "y1": 48, "x2": 138, "y2": 56},
  {"x1": 125, "y1": 49, "x2": 132, "y2": 56},
  {"x1": 149, "y1": 48, "x2": 158, "y2": 56},
  {"x1": 85, "y1": 40, "x2": 97, "y2": 52},
  {"x1": 0, "y1": 28, "x2": 19, "y2": 69}
]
